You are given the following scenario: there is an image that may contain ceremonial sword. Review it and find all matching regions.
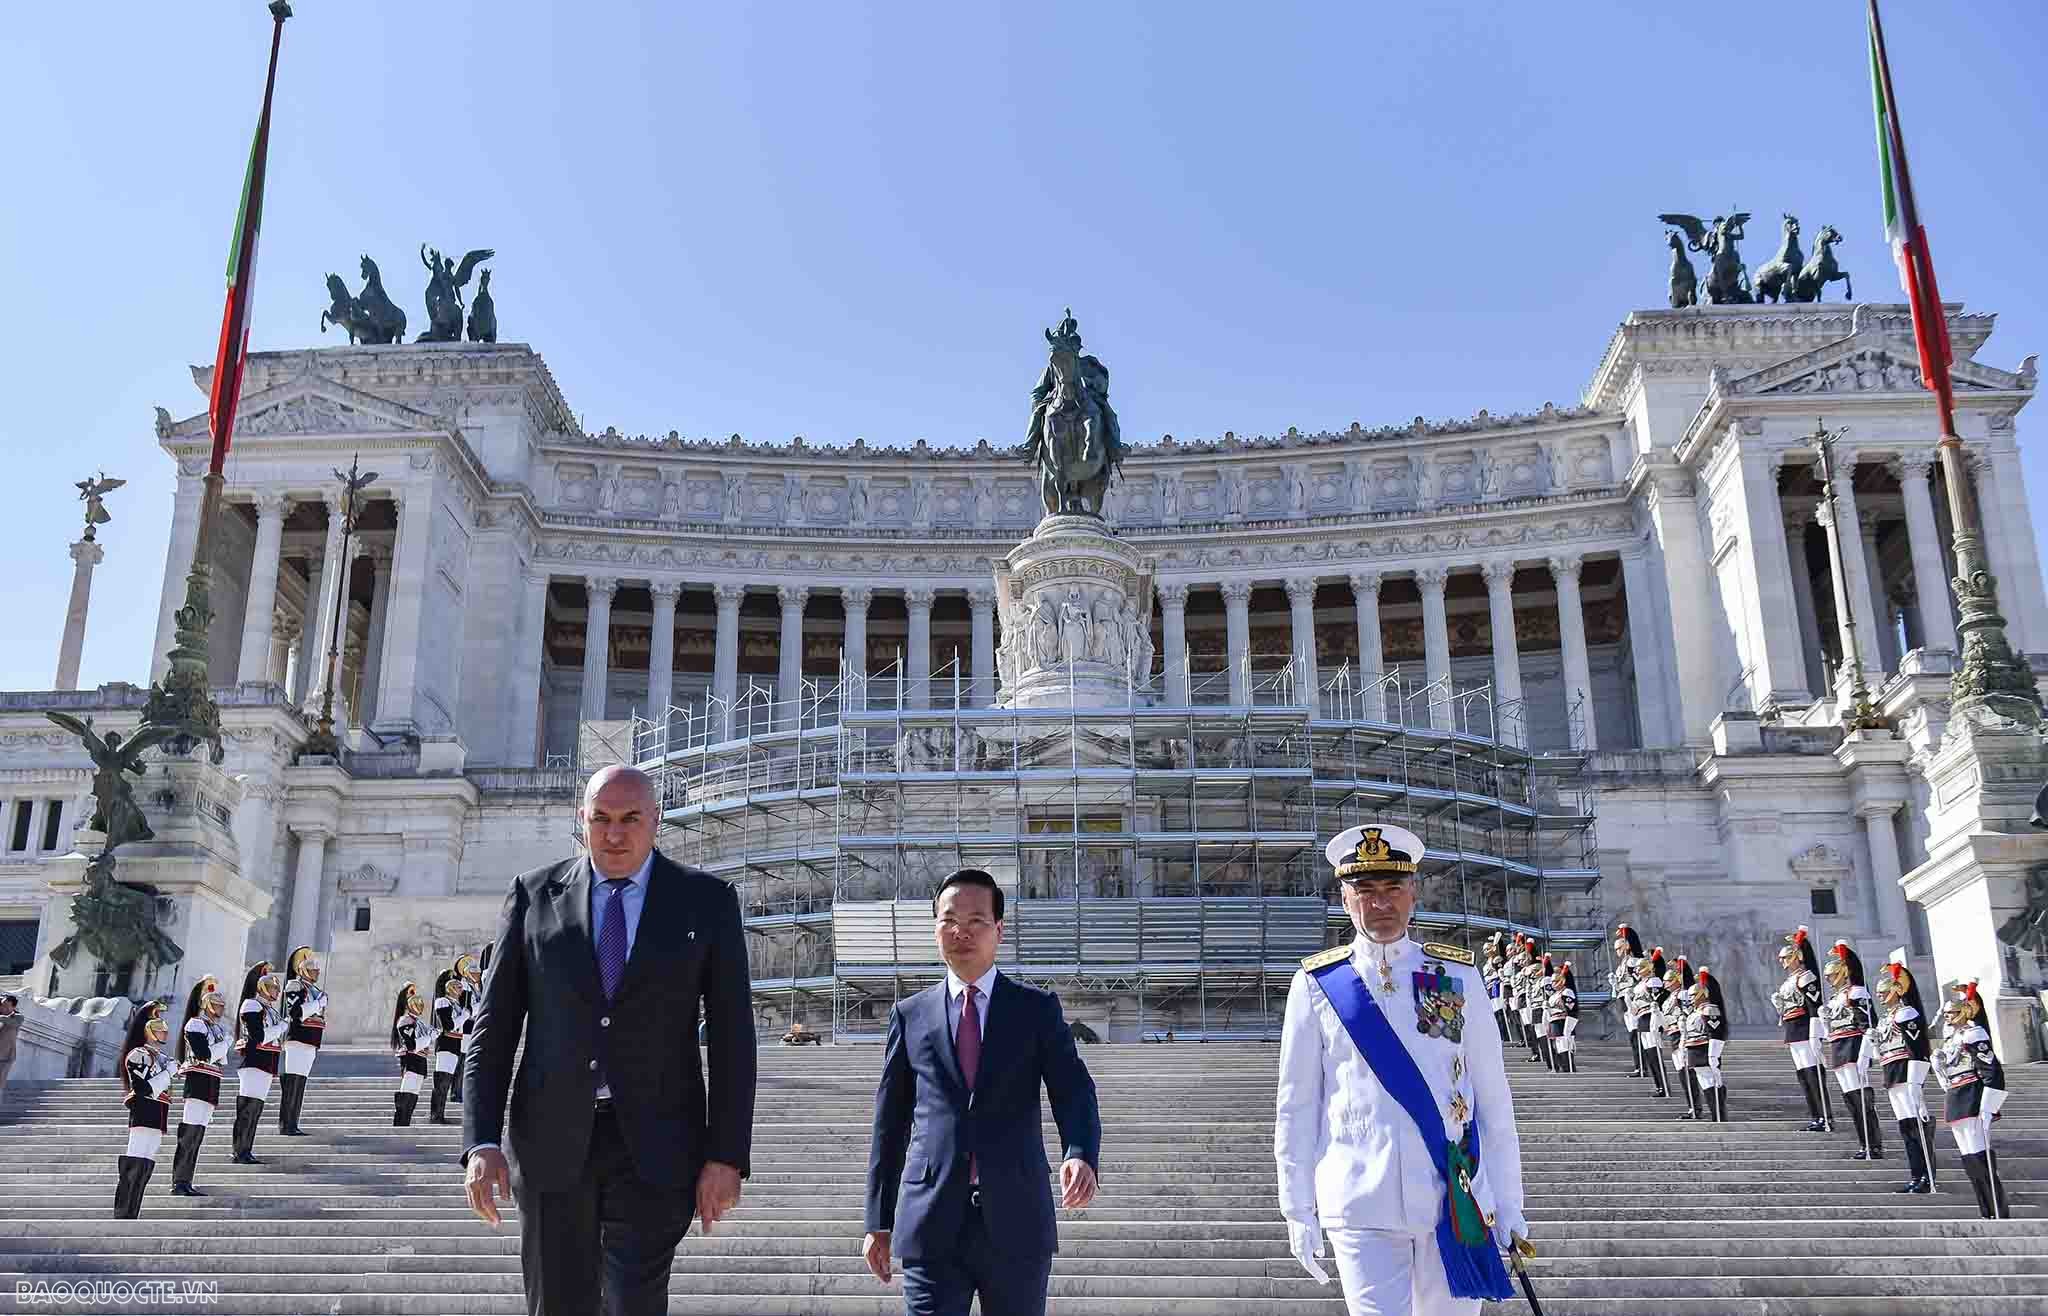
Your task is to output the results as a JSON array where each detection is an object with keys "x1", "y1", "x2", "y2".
[{"x1": 1509, "y1": 1238, "x2": 1544, "y2": 1316}]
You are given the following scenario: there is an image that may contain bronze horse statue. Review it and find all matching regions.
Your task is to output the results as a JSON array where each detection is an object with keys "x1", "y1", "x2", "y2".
[
  {"x1": 1023, "y1": 310, "x2": 1124, "y2": 517},
  {"x1": 1791, "y1": 225, "x2": 1852, "y2": 303},
  {"x1": 319, "y1": 255, "x2": 408, "y2": 344},
  {"x1": 1753, "y1": 214, "x2": 1806, "y2": 304},
  {"x1": 1666, "y1": 232, "x2": 1698, "y2": 308},
  {"x1": 1659, "y1": 210, "x2": 1753, "y2": 304}
]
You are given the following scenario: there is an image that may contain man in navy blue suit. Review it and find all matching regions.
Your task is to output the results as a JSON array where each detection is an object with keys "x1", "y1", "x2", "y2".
[{"x1": 863, "y1": 869, "x2": 1102, "y2": 1316}]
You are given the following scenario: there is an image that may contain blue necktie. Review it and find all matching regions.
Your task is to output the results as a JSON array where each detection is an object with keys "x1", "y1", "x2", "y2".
[{"x1": 598, "y1": 878, "x2": 630, "y2": 1000}]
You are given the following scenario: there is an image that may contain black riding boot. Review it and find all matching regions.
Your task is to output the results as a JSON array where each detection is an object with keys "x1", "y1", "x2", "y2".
[
  {"x1": 1626, "y1": 1031, "x2": 1643, "y2": 1078},
  {"x1": 430, "y1": 1072, "x2": 451, "y2": 1124},
  {"x1": 231, "y1": 1096, "x2": 265, "y2": 1164},
  {"x1": 1797, "y1": 1067, "x2": 1826, "y2": 1131},
  {"x1": 394, "y1": 1091, "x2": 416, "y2": 1126},
  {"x1": 170, "y1": 1123, "x2": 206, "y2": 1195},
  {"x1": 281, "y1": 1074, "x2": 310, "y2": 1136},
  {"x1": 1848, "y1": 1088, "x2": 1872, "y2": 1159},
  {"x1": 1713, "y1": 1085, "x2": 1729, "y2": 1123},
  {"x1": 1859, "y1": 1090, "x2": 1884, "y2": 1159},
  {"x1": 1921, "y1": 1116, "x2": 1938, "y2": 1185},
  {"x1": 1962, "y1": 1151, "x2": 1996, "y2": 1218},
  {"x1": 1650, "y1": 1058, "x2": 1669, "y2": 1100},
  {"x1": 1895, "y1": 1118, "x2": 1930, "y2": 1193},
  {"x1": 1675, "y1": 1069, "x2": 1697, "y2": 1119},
  {"x1": 113, "y1": 1155, "x2": 154, "y2": 1219},
  {"x1": 1495, "y1": 1010, "x2": 1510, "y2": 1043}
]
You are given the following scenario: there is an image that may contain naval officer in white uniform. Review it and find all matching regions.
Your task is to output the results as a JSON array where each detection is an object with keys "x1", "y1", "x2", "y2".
[{"x1": 1275, "y1": 823, "x2": 1532, "y2": 1316}]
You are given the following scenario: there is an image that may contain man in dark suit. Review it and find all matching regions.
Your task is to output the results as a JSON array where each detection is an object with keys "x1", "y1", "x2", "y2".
[
  {"x1": 863, "y1": 868, "x2": 1102, "y2": 1316},
  {"x1": 463, "y1": 765, "x2": 757, "y2": 1316}
]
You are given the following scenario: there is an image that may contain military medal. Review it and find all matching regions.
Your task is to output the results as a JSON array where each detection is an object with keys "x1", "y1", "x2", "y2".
[{"x1": 1413, "y1": 960, "x2": 1466, "y2": 1043}]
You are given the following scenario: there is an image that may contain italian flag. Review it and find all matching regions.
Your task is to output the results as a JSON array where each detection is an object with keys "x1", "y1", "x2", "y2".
[
  {"x1": 206, "y1": 6, "x2": 291, "y2": 474},
  {"x1": 1868, "y1": 0, "x2": 1957, "y2": 430}
]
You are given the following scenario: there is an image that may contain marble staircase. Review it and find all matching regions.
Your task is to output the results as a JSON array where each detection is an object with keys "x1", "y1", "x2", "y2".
[{"x1": 0, "y1": 1038, "x2": 2043, "y2": 1314}]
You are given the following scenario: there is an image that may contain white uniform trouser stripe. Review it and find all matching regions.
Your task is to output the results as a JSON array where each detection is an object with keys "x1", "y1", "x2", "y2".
[{"x1": 1327, "y1": 1227, "x2": 1479, "y2": 1316}]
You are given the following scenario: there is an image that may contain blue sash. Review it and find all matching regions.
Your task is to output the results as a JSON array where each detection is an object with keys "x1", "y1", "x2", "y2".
[{"x1": 1309, "y1": 957, "x2": 1514, "y2": 1302}]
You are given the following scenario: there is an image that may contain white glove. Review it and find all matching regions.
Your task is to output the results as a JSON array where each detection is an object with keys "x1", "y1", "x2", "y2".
[
  {"x1": 1493, "y1": 1213, "x2": 1530, "y2": 1254},
  {"x1": 1287, "y1": 1219, "x2": 1330, "y2": 1284}
]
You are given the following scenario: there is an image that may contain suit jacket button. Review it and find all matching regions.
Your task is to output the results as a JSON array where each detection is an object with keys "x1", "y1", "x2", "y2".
[
  {"x1": 600, "y1": 1016, "x2": 611, "y2": 1028},
  {"x1": 588, "y1": 1059, "x2": 598, "y2": 1071}
]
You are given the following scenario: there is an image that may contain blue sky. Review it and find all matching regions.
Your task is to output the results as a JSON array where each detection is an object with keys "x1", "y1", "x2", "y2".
[{"x1": 3, "y1": 1, "x2": 2045, "y2": 692}]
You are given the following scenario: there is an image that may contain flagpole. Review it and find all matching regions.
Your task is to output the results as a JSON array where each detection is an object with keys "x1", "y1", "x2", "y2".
[
  {"x1": 1867, "y1": 0, "x2": 2039, "y2": 726},
  {"x1": 144, "y1": 2, "x2": 293, "y2": 760}
]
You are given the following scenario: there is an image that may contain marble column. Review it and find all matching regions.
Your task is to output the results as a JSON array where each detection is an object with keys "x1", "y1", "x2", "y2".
[
  {"x1": 842, "y1": 587, "x2": 872, "y2": 686},
  {"x1": 968, "y1": 588, "x2": 996, "y2": 706},
  {"x1": 1549, "y1": 555, "x2": 1597, "y2": 750},
  {"x1": 1481, "y1": 560, "x2": 1524, "y2": 745},
  {"x1": 1892, "y1": 451, "x2": 1957, "y2": 652},
  {"x1": 54, "y1": 538, "x2": 105, "y2": 691},
  {"x1": 712, "y1": 584, "x2": 744, "y2": 728},
  {"x1": 358, "y1": 548, "x2": 391, "y2": 727},
  {"x1": 1159, "y1": 583, "x2": 1191, "y2": 705},
  {"x1": 1221, "y1": 581, "x2": 1252, "y2": 705},
  {"x1": 579, "y1": 575, "x2": 616, "y2": 724},
  {"x1": 777, "y1": 585, "x2": 809, "y2": 726},
  {"x1": 1418, "y1": 566, "x2": 1451, "y2": 729},
  {"x1": 292, "y1": 556, "x2": 323, "y2": 705},
  {"x1": 1862, "y1": 524, "x2": 1900, "y2": 672},
  {"x1": 268, "y1": 612, "x2": 297, "y2": 688},
  {"x1": 1285, "y1": 576, "x2": 1319, "y2": 709},
  {"x1": 373, "y1": 491, "x2": 433, "y2": 735},
  {"x1": 150, "y1": 473, "x2": 205, "y2": 685},
  {"x1": 1349, "y1": 572, "x2": 1385, "y2": 721},
  {"x1": 1619, "y1": 548, "x2": 1677, "y2": 749},
  {"x1": 236, "y1": 493, "x2": 291, "y2": 683},
  {"x1": 1985, "y1": 446, "x2": 2048, "y2": 653},
  {"x1": 1734, "y1": 450, "x2": 1812, "y2": 707},
  {"x1": 304, "y1": 494, "x2": 347, "y2": 711},
  {"x1": 1822, "y1": 461, "x2": 1885, "y2": 688},
  {"x1": 285, "y1": 827, "x2": 330, "y2": 953},
  {"x1": 508, "y1": 572, "x2": 550, "y2": 766},
  {"x1": 905, "y1": 588, "x2": 934, "y2": 708},
  {"x1": 1784, "y1": 511, "x2": 1828, "y2": 697},
  {"x1": 648, "y1": 580, "x2": 681, "y2": 725},
  {"x1": 1859, "y1": 803, "x2": 1912, "y2": 945}
]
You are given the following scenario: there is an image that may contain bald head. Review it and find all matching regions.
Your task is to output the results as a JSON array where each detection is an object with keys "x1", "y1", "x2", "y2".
[{"x1": 581, "y1": 766, "x2": 659, "y2": 878}]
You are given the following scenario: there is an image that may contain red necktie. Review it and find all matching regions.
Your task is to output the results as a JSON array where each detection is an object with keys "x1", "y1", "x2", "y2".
[{"x1": 958, "y1": 984, "x2": 981, "y2": 1182}]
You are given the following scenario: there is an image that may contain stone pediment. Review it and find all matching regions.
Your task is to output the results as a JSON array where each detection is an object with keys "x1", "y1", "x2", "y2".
[
  {"x1": 157, "y1": 372, "x2": 449, "y2": 443},
  {"x1": 1729, "y1": 314, "x2": 2035, "y2": 400}
]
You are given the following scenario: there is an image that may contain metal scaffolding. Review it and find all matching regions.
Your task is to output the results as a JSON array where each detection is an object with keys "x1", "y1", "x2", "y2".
[{"x1": 637, "y1": 655, "x2": 1598, "y2": 1042}]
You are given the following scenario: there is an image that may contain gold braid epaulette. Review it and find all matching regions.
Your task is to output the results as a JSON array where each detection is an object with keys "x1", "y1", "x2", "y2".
[
  {"x1": 1423, "y1": 941, "x2": 1475, "y2": 966},
  {"x1": 1300, "y1": 945, "x2": 1350, "y2": 972}
]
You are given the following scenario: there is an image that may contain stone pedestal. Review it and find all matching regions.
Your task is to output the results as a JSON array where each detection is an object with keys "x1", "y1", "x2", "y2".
[
  {"x1": 1900, "y1": 718, "x2": 2048, "y2": 1062},
  {"x1": 993, "y1": 515, "x2": 1154, "y2": 709},
  {"x1": 32, "y1": 757, "x2": 271, "y2": 1014}
]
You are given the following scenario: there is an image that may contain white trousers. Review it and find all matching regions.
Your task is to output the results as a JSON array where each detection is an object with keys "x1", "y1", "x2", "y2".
[
  {"x1": 179, "y1": 1097, "x2": 214, "y2": 1128},
  {"x1": 1951, "y1": 1087, "x2": 2008, "y2": 1152},
  {"x1": 1694, "y1": 1039, "x2": 1725, "y2": 1089},
  {"x1": 1885, "y1": 1061, "x2": 1930, "y2": 1120},
  {"x1": 435, "y1": 1050, "x2": 460, "y2": 1075},
  {"x1": 282, "y1": 1040, "x2": 318, "y2": 1077},
  {"x1": 237, "y1": 1068, "x2": 273, "y2": 1101},
  {"x1": 125, "y1": 1128, "x2": 162, "y2": 1159},
  {"x1": 1327, "y1": 1227, "x2": 1478, "y2": 1316},
  {"x1": 1787, "y1": 1040, "x2": 1820, "y2": 1069},
  {"x1": 1552, "y1": 1017, "x2": 1579, "y2": 1053},
  {"x1": 399, "y1": 1069, "x2": 423, "y2": 1095},
  {"x1": 1831, "y1": 1050, "x2": 1869, "y2": 1093}
]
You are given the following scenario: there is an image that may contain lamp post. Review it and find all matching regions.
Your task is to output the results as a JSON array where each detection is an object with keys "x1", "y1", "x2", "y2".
[
  {"x1": 1811, "y1": 420, "x2": 1889, "y2": 732},
  {"x1": 297, "y1": 456, "x2": 377, "y2": 760}
]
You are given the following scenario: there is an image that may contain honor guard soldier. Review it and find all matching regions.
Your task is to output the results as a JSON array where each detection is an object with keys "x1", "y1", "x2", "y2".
[
  {"x1": 1276, "y1": 823, "x2": 1530, "y2": 1314},
  {"x1": 1516, "y1": 947, "x2": 1549, "y2": 1068},
  {"x1": 430, "y1": 967, "x2": 466, "y2": 1124},
  {"x1": 115, "y1": 1003, "x2": 176, "y2": 1218},
  {"x1": 1500, "y1": 936, "x2": 1532, "y2": 1063},
  {"x1": 1531, "y1": 954, "x2": 1558, "y2": 1071},
  {"x1": 1612, "y1": 924, "x2": 1645, "y2": 1076},
  {"x1": 1480, "y1": 934, "x2": 1510, "y2": 1043},
  {"x1": 1633, "y1": 950, "x2": 1671, "y2": 1100},
  {"x1": 171, "y1": 976, "x2": 230, "y2": 1196},
  {"x1": 278, "y1": 945, "x2": 326, "y2": 1137},
  {"x1": 1546, "y1": 962, "x2": 1580, "y2": 1074},
  {"x1": 231, "y1": 963, "x2": 286, "y2": 1163},
  {"x1": 1871, "y1": 951, "x2": 1936, "y2": 1194},
  {"x1": 1682, "y1": 967, "x2": 1729, "y2": 1122},
  {"x1": 1659, "y1": 956, "x2": 1699, "y2": 1120},
  {"x1": 1820, "y1": 941, "x2": 1881, "y2": 1160},
  {"x1": 391, "y1": 983, "x2": 431, "y2": 1126},
  {"x1": 1775, "y1": 927, "x2": 1831, "y2": 1132},
  {"x1": 450, "y1": 953, "x2": 482, "y2": 1104},
  {"x1": 1935, "y1": 980, "x2": 2010, "y2": 1218}
]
